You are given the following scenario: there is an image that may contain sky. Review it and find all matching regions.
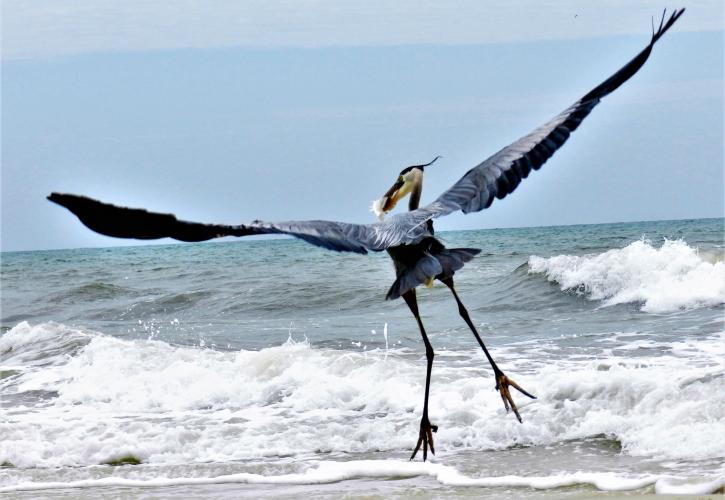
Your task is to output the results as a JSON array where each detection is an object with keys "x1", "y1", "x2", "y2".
[{"x1": 1, "y1": 1, "x2": 723, "y2": 251}]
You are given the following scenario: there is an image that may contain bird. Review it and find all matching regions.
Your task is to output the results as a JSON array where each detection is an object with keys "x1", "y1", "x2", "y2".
[{"x1": 48, "y1": 9, "x2": 684, "y2": 462}]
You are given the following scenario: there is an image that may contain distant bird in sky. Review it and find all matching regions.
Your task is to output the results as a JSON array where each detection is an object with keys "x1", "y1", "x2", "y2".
[{"x1": 49, "y1": 9, "x2": 684, "y2": 461}]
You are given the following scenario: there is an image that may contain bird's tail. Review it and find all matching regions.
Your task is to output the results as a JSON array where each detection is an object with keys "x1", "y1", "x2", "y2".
[
  {"x1": 386, "y1": 253, "x2": 443, "y2": 301},
  {"x1": 435, "y1": 247, "x2": 481, "y2": 280},
  {"x1": 385, "y1": 247, "x2": 481, "y2": 300}
]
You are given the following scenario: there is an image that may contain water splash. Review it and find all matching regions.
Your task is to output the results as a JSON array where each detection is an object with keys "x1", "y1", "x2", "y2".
[{"x1": 528, "y1": 239, "x2": 725, "y2": 312}]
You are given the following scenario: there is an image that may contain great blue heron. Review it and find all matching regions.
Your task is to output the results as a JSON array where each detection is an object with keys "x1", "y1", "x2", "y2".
[{"x1": 48, "y1": 9, "x2": 684, "y2": 461}]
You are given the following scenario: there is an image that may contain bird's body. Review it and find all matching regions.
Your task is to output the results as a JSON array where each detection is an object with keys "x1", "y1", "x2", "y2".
[
  {"x1": 48, "y1": 9, "x2": 685, "y2": 461},
  {"x1": 387, "y1": 238, "x2": 480, "y2": 294}
]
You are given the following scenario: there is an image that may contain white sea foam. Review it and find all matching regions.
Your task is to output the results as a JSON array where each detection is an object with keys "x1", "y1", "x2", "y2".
[
  {"x1": 2, "y1": 321, "x2": 723, "y2": 472},
  {"x1": 0, "y1": 460, "x2": 722, "y2": 494},
  {"x1": 528, "y1": 239, "x2": 725, "y2": 313},
  {"x1": 0, "y1": 321, "x2": 90, "y2": 369}
]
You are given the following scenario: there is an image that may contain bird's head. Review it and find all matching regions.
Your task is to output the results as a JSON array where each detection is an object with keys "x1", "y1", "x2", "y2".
[{"x1": 371, "y1": 156, "x2": 441, "y2": 219}]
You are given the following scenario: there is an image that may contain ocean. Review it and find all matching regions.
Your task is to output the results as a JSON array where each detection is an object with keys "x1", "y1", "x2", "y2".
[{"x1": 1, "y1": 218, "x2": 723, "y2": 498}]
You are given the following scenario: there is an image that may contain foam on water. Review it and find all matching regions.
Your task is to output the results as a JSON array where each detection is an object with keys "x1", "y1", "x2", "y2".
[
  {"x1": 528, "y1": 239, "x2": 725, "y2": 313},
  {"x1": 0, "y1": 321, "x2": 90, "y2": 369},
  {"x1": 2, "y1": 322, "x2": 723, "y2": 471},
  {"x1": 0, "y1": 460, "x2": 722, "y2": 495}
]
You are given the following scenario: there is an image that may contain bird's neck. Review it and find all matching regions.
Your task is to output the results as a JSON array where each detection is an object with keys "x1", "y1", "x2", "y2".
[{"x1": 408, "y1": 170, "x2": 423, "y2": 211}]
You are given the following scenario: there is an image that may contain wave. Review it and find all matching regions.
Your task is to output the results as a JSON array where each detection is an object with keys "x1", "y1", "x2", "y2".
[
  {"x1": 2, "y1": 322, "x2": 723, "y2": 470},
  {"x1": 528, "y1": 239, "x2": 725, "y2": 313},
  {"x1": 0, "y1": 460, "x2": 722, "y2": 495},
  {"x1": 0, "y1": 321, "x2": 90, "y2": 369},
  {"x1": 48, "y1": 282, "x2": 136, "y2": 302}
]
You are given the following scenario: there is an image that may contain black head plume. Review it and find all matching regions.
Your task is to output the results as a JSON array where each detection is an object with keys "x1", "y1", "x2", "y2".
[{"x1": 401, "y1": 155, "x2": 442, "y2": 174}]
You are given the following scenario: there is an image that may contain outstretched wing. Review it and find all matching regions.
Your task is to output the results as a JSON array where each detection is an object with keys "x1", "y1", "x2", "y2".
[
  {"x1": 47, "y1": 192, "x2": 404, "y2": 254},
  {"x1": 413, "y1": 8, "x2": 684, "y2": 220},
  {"x1": 48, "y1": 11, "x2": 684, "y2": 255},
  {"x1": 47, "y1": 193, "x2": 257, "y2": 242}
]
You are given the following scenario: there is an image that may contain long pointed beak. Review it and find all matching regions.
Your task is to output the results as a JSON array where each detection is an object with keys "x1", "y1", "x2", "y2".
[{"x1": 381, "y1": 180, "x2": 404, "y2": 212}]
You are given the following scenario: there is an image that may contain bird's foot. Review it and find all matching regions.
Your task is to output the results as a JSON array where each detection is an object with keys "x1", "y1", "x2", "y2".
[
  {"x1": 495, "y1": 371, "x2": 536, "y2": 423},
  {"x1": 410, "y1": 416, "x2": 438, "y2": 461}
]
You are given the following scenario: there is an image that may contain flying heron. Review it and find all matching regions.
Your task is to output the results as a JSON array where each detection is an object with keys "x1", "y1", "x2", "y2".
[{"x1": 48, "y1": 9, "x2": 684, "y2": 461}]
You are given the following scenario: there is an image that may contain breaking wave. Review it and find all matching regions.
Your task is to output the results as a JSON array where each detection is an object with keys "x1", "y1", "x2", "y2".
[
  {"x1": 1, "y1": 321, "x2": 723, "y2": 470},
  {"x1": 528, "y1": 239, "x2": 725, "y2": 313}
]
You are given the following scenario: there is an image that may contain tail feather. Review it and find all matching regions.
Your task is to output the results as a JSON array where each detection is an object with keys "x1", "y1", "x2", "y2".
[
  {"x1": 435, "y1": 247, "x2": 481, "y2": 279},
  {"x1": 386, "y1": 253, "x2": 443, "y2": 300},
  {"x1": 385, "y1": 247, "x2": 481, "y2": 300}
]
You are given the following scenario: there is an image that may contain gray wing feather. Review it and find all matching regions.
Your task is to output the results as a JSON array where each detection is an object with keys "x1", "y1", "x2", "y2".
[
  {"x1": 47, "y1": 192, "x2": 427, "y2": 254},
  {"x1": 260, "y1": 213, "x2": 433, "y2": 253},
  {"x1": 411, "y1": 8, "x2": 684, "y2": 220}
]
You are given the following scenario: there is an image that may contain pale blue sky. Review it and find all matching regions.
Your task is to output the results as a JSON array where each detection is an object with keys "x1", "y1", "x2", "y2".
[{"x1": 1, "y1": 2, "x2": 723, "y2": 251}]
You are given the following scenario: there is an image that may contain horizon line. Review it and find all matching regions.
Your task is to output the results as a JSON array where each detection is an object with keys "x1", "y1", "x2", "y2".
[{"x1": 3, "y1": 215, "x2": 722, "y2": 254}]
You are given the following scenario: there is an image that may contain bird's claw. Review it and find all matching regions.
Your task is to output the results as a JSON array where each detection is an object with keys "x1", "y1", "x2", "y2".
[
  {"x1": 495, "y1": 371, "x2": 536, "y2": 423},
  {"x1": 410, "y1": 417, "x2": 438, "y2": 461}
]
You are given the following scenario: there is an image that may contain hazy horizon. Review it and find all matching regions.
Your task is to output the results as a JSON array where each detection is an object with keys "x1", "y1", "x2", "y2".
[{"x1": 3, "y1": 215, "x2": 722, "y2": 253}]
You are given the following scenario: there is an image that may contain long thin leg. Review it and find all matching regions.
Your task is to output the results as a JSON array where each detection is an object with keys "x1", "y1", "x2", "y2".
[
  {"x1": 402, "y1": 289, "x2": 438, "y2": 461},
  {"x1": 441, "y1": 277, "x2": 536, "y2": 422}
]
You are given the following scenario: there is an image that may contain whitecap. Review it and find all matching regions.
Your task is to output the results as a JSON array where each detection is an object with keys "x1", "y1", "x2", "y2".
[
  {"x1": 528, "y1": 239, "x2": 725, "y2": 313},
  {"x1": 2, "y1": 322, "x2": 723, "y2": 469}
]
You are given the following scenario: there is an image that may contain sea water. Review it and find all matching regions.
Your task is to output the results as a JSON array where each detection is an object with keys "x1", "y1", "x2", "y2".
[{"x1": 1, "y1": 218, "x2": 723, "y2": 498}]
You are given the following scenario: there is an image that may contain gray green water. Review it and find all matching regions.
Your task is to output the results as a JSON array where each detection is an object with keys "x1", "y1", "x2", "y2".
[{"x1": 1, "y1": 218, "x2": 723, "y2": 497}]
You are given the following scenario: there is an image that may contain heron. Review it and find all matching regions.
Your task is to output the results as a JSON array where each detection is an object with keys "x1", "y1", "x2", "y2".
[{"x1": 48, "y1": 9, "x2": 684, "y2": 461}]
